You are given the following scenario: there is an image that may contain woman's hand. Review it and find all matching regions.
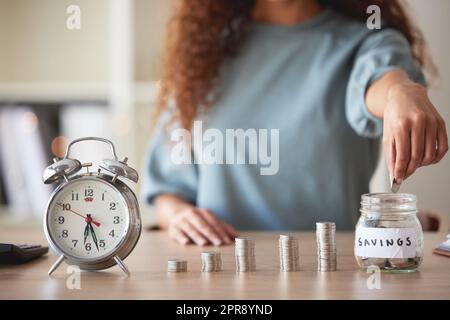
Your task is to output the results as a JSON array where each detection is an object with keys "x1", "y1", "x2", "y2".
[
  {"x1": 168, "y1": 206, "x2": 238, "y2": 246},
  {"x1": 155, "y1": 193, "x2": 238, "y2": 246},
  {"x1": 366, "y1": 70, "x2": 448, "y2": 183},
  {"x1": 383, "y1": 82, "x2": 448, "y2": 182}
]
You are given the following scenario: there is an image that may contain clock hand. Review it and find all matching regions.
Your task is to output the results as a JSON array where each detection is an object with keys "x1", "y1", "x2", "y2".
[
  {"x1": 83, "y1": 222, "x2": 90, "y2": 245},
  {"x1": 88, "y1": 222, "x2": 100, "y2": 251},
  {"x1": 56, "y1": 203, "x2": 101, "y2": 227},
  {"x1": 84, "y1": 214, "x2": 101, "y2": 228}
]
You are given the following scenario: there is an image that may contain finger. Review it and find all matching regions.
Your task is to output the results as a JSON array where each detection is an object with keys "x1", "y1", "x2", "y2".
[
  {"x1": 220, "y1": 220, "x2": 239, "y2": 238},
  {"x1": 198, "y1": 210, "x2": 232, "y2": 244},
  {"x1": 421, "y1": 118, "x2": 438, "y2": 166},
  {"x1": 383, "y1": 135, "x2": 395, "y2": 181},
  {"x1": 187, "y1": 211, "x2": 223, "y2": 246},
  {"x1": 405, "y1": 120, "x2": 425, "y2": 179},
  {"x1": 168, "y1": 226, "x2": 190, "y2": 245},
  {"x1": 394, "y1": 128, "x2": 411, "y2": 183},
  {"x1": 433, "y1": 118, "x2": 449, "y2": 164},
  {"x1": 178, "y1": 220, "x2": 208, "y2": 246}
]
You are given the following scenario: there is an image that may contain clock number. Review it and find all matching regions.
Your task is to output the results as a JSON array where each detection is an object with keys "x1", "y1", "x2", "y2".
[
  {"x1": 71, "y1": 192, "x2": 79, "y2": 201},
  {"x1": 113, "y1": 216, "x2": 120, "y2": 224},
  {"x1": 72, "y1": 240, "x2": 78, "y2": 247},
  {"x1": 61, "y1": 229, "x2": 68, "y2": 238},
  {"x1": 85, "y1": 243, "x2": 91, "y2": 251},
  {"x1": 102, "y1": 193, "x2": 105, "y2": 201},
  {"x1": 85, "y1": 188, "x2": 94, "y2": 197},
  {"x1": 58, "y1": 216, "x2": 65, "y2": 224},
  {"x1": 109, "y1": 202, "x2": 116, "y2": 210},
  {"x1": 62, "y1": 203, "x2": 71, "y2": 211},
  {"x1": 109, "y1": 230, "x2": 115, "y2": 237},
  {"x1": 99, "y1": 240, "x2": 106, "y2": 248}
]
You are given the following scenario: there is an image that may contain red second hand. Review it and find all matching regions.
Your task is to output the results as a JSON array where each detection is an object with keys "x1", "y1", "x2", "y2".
[{"x1": 56, "y1": 203, "x2": 101, "y2": 227}]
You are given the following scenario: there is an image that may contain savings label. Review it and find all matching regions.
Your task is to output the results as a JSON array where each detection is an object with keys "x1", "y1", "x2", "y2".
[{"x1": 355, "y1": 227, "x2": 416, "y2": 258}]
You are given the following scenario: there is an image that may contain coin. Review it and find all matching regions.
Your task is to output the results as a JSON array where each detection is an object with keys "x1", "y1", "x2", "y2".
[
  {"x1": 167, "y1": 258, "x2": 188, "y2": 272},
  {"x1": 235, "y1": 237, "x2": 256, "y2": 272},
  {"x1": 391, "y1": 178, "x2": 401, "y2": 193},
  {"x1": 315, "y1": 222, "x2": 337, "y2": 272},
  {"x1": 279, "y1": 234, "x2": 300, "y2": 272},
  {"x1": 201, "y1": 251, "x2": 222, "y2": 272}
]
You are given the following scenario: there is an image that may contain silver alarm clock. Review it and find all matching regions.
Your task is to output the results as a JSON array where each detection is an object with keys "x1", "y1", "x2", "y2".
[{"x1": 42, "y1": 137, "x2": 141, "y2": 276}]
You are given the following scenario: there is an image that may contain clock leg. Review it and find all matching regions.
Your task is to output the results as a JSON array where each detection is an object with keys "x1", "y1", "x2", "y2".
[
  {"x1": 48, "y1": 255, "x2": 65, "y2": 276},
  {"x1": 114, "y1": 255, "x2": 130, "y2": 277}
]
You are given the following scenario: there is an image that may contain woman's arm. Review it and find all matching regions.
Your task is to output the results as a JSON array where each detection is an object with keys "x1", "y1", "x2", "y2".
[
  {"x1": 365, "y1": 69, "x2": 448, "y2": 183},
  {"x1": 154, "y1": 193, "x2": 238, "y2": 246}
]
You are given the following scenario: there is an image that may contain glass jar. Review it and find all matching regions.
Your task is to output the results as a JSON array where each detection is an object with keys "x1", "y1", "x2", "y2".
[{"x1": 354, "y1": 193, "x2": 424, "y2": 273}]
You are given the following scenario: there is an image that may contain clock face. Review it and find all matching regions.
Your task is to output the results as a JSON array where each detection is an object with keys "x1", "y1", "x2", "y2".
[{"x1": 47, "y1": 178, "x2": 130, "y2": 261}]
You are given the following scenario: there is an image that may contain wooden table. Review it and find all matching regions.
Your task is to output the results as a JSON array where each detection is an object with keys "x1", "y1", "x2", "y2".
[{"x1": 0, "y1": 229, "x2": 449, "y2": 299}]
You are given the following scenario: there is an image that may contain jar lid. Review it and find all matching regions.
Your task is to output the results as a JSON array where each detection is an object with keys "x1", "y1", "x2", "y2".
[{"x1": 360, "y1": 193, "x2": 417, "y2": 214}]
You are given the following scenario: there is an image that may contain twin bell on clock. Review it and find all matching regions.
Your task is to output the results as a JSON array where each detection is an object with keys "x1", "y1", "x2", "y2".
[{"x1": 42, "y1": 137, "x2": 142, "y2": 276}]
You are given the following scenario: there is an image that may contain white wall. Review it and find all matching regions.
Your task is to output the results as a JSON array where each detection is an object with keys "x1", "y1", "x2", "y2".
[
  {"x1": 134, "y1": 0, "x2": 171, "y2": 82},
  {"x1": 0, "y1": 1, "x2": 7, "y2": 79},
  {"x1": 0, "y1": 0, "x2": 109, "y2": 82},
  {"x1": 400, "y1": 0, "x2": 450, "y2": 223}
]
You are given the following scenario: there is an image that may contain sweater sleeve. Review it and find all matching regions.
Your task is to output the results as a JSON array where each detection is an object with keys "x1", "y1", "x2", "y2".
[
  {"x1": 346, "y1": 28, "x2": 426, "y2": 138},
  {"x1": 141, "y1": 123, "x2": 198, "y2": 205}
]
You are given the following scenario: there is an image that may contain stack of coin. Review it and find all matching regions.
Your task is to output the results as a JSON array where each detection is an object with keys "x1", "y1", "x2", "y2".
[
  {"x1": 201, "y1": 252, "x2": 222, "y2": 272},
  {"x1": 279, "y1": 234, "x2": 300, "y2": 272},
  {"x1": 167, "y1": 259, "x2": 188, "y2": 272},
  {"x1": 316, "y1": 222, "x2": 337, "y2": 272},
  {"x1": 235, "y1": 237, "x2": 256, "y2": 272}
]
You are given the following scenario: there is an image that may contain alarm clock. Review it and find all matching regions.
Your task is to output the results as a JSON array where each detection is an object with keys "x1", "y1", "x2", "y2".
[{"x1": 42, "y1": 137, "x2": 141, "y2": 276}]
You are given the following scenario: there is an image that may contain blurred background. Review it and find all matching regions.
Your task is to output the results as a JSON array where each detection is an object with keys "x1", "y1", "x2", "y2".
[{"x1": 0, "y1": 0, "x2": 449, "y2": 230}]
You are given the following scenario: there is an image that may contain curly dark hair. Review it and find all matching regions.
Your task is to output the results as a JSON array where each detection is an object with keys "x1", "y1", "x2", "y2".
[{"x1": 158, "y1": 0, "x2": 434, "y2": 130}]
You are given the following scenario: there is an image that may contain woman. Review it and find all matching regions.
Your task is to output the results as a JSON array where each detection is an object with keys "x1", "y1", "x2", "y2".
[{"x1": 143, "y1": 0, "x2": 448, "y2": 246}]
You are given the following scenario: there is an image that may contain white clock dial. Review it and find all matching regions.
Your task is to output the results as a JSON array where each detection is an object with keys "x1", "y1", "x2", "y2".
[{"x1": 47, "y1": 178, "x2": 130, "y2": 260}]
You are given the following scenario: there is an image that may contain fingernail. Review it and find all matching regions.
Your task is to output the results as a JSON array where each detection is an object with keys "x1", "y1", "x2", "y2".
[{"x1": 213, "y1": 239, "x2": 222, "y2": 246}]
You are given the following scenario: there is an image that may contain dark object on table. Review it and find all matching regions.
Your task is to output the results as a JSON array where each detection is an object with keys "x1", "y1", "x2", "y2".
[
  {"x1": 418, "y1": 209, "x2": 441, "y2": 232},
  {"x1": 0, "y1": 243, "x2": 48, "y2": 264}
]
